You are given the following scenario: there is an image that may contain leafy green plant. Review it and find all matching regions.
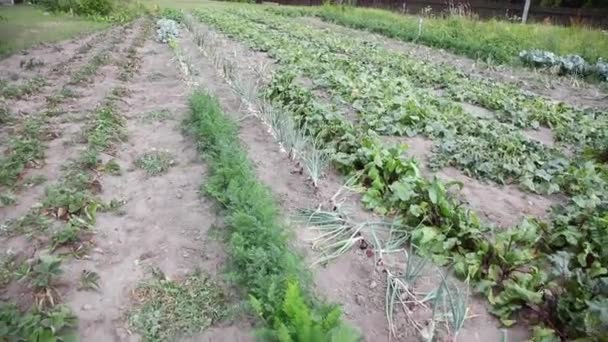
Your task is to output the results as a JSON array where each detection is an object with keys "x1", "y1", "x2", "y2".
[
  {"x1": 254, "y1": 281, "x2": 358, "y2": 342},
  {"x1": 161, "y1": 7, "x2": 184, "y2": 23},
  {"x1": 30, "y1": 255, "x2": 63, "y2": 291},
  {"x1": 0, "y1": 118, "x2": 44, "y2": 187},
  {"x1": 51, "y1": 223, "x2": 81, "y2": 250},
  {"x1": 193, "y1": 7, "x2": 608, "y2": 339},
  {"x1": 78, "y1": 270, "x2": 100, "y2": 291},
  {"x1": 0, "y1": 303, "x2": 77, "y2": 342}
]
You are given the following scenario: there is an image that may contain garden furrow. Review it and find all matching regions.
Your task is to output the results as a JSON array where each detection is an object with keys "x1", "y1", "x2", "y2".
[
  {"x1": 58, "y1": 20, "x2": 249, "y2": 341},
  {"x1": 0, "y1": 19, "x2": 155, "y2": 341}
]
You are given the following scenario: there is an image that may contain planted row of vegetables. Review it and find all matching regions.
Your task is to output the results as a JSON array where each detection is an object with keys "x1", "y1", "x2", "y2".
[
  {"x1": 194, "y1": 7, "x2": 607, "y2": 340},
  {"x1": 265, "y1": 5, "x2": 608, "y2": 80},
  {"x1": 198, "y1": 8, "x2": 606, "y2": 196}
]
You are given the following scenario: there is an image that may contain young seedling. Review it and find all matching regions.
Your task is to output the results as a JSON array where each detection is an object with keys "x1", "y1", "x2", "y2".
[{"x1": 78, "y1": 270, "x2": 100, "y2": 291}]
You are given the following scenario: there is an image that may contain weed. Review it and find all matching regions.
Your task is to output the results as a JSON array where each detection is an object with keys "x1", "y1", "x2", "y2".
[
  {"x1": 135, "y1": 150, "x2": 175, "y2": 176},
  {"x1": 20, "y1": 58, "x2": 44, "y2": 70},
  {"x1": 0, "y1": 191, "x2": 16, "y2": 207},
  {"x1": 110, "y1": 86, "x2": 131, "y2": 99},
  {"x1": 1, "y1": 212, "x2": 50, "y2": 237},
  {"x1": 78, "y1": 270, "x2": 100, "y2": 291},
  {"x1": 0, "y1": 254, "x2": 19, "y2": 287},
  {"x1": 0, "y1": 104, "x2": 10, "y2": 124},
  {"x1": 129, "y1": 273, "x2": 226, "y2": 342},
  {"x1": 143, "y1": 109, "x2": 172, "y2": 122},
  {"x1": 23, "y1": 175, "x2": 47, "y2": 187},
  {"x1": 103, "y1": 159, "x2": 121, "y2": 175},
  {"x1": 101, "y1": 198, "x2": 126, "y2": 215}
]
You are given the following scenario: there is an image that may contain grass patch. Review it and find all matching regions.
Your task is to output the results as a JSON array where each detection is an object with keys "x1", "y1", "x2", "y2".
[
  {"x1": 0, "y1": 5, "x2": 109, "y2": 58},
  {"x1": 135, "y1": 150, "x2": 175, "y2": 176},
  {"x1": 185, "y1": 90, "x2": 357, "y2": 341},
  {"x1": 129, "y1": 272, "x2": 226, "y2": 342}
]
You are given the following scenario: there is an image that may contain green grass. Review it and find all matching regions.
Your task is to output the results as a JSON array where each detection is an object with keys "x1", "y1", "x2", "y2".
[
  {"x1": 0, "y1": 5, "x2": 109, "y2": 58},
  {"x1": 271, "y1": 5, "x2": 608, "y2": 65},
  {"x1": 129, "y1": 273, "x2": 226, "y2": 342}
]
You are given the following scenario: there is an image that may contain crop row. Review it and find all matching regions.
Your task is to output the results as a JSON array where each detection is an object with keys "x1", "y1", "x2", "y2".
[
  {"x1": 0, "y1": 21, "x2": 150, "y2": 341},
  {"x1": 199, "y1": 7, "x2": 606, "y2": 197},
  {"x1": 194, "y1": 7, "x2": 608, "y2": 340},
  {"x1": 266, "y1": 5, "x2": 608, "y2": 73}
]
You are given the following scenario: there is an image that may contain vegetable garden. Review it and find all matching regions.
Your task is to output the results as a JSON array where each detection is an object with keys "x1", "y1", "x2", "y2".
[
  {"x1": 1, "y1": 0, "x2": 607, "y2": 341},
  {"x1": 188, "y1": 5, "x2": 608, "y2": 340}
]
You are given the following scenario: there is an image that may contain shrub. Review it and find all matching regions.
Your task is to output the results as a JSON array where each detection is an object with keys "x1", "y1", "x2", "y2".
[{"x1": 35, "y1": 0, "x2": 115, "y2": 16}]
